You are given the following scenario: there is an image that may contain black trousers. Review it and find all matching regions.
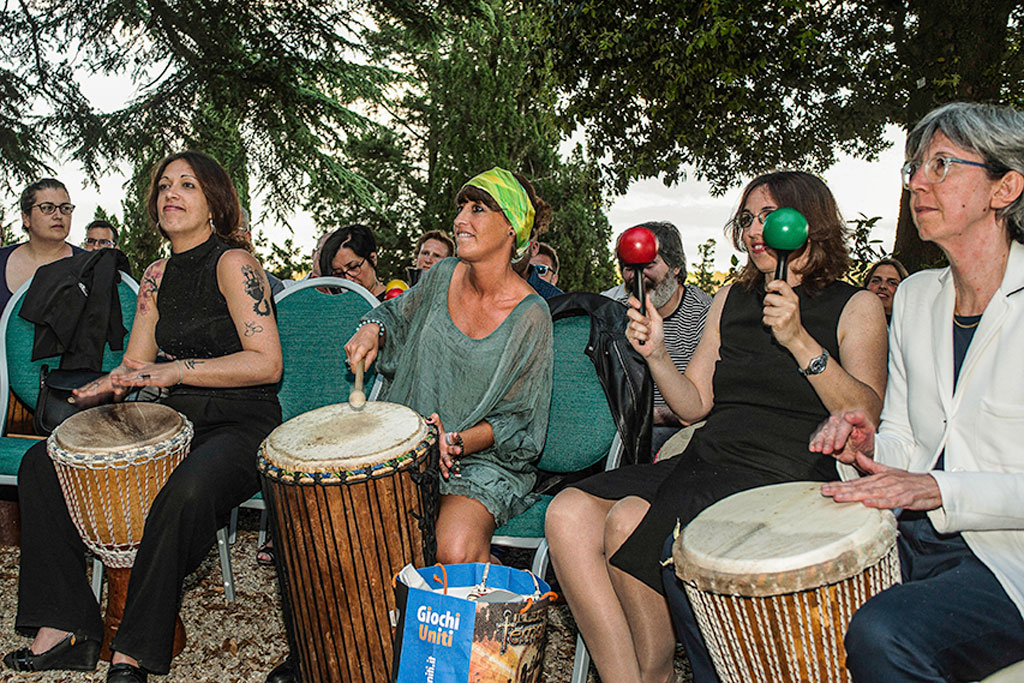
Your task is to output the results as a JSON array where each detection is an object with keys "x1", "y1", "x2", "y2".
[{"x1": 15, "y1": 394, "x2": 280, "y2": 674}]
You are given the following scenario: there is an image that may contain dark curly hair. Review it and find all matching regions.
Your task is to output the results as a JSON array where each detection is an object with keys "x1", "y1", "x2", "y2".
[
  {"x1": 146, "y1": 151, "x2": 247, "y2": 250},
  {"x1": 727, "y1": 171, "x2": 850, "y2": 295}
]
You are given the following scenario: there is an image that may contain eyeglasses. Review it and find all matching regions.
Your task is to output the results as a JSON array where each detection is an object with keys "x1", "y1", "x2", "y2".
[
  {"x1": 901, "y1": 156, "x2": 1000, "y2": 190},
  {"x1": 32, "y1": 202, "x2": 75, "y2": 216},
  {"x1": 736, "y1": 207, "x2": 776, "y2": 230},
  {"x1": 533, "y1": 264, "x2": 553, "y2": 276},
  {"x1": 331, "y1": 258, "x2": 365, "y2": 278},
  {"x1": 83, "y1": 237, "x2": 115, "y2": 248}
]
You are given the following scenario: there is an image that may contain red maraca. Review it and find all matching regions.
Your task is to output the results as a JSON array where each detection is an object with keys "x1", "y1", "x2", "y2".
[{"x1": 617, "y1": 227, "x2": 659, "y2": 343}]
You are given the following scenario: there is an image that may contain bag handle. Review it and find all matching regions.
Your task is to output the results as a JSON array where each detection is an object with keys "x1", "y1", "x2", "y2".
[
  {"x1": 519, "y1": 591, "x2": 558, "y2": 615},
  {"x1": 430, "y1": 563, "x2": 448, "y2": 595}
]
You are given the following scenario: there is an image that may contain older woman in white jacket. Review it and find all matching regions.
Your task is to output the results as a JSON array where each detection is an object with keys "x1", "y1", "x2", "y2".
[{"x1": 812, "y1": 102, "x2": 1024, "y2": 682}]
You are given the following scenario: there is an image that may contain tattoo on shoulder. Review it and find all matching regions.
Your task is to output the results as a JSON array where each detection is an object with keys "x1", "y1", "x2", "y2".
[
  {"x1": 138, "y1": 262, "x2": 164, "y2": 315},
  {"x1": 183, "y1": 359, "x2": 203, "y2": 370},
  {"x1": 244, "y1": 321, "x2": 264, "y2": 337},
  {"x1": 241, "y1": 264, "x2": 271, "y2": 317}
]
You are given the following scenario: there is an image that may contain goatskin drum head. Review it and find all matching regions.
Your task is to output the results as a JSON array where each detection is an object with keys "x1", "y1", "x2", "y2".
[{"x1": 53, "y1": 402, "x2": 184, "y2": 455}]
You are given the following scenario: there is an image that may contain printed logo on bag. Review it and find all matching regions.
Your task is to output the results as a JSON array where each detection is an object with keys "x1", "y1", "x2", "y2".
[
  {"x1": 495, "y1": 608, "x2": 546, "y2": 654},
  {"x1": 417, "y1": 605, "x2": 462, "y2": 646}
]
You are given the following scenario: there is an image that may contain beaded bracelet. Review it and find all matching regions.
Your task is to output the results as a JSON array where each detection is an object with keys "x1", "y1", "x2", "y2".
[{"x1": 357, "y1": 319, "x2": 386, "y2": 337}]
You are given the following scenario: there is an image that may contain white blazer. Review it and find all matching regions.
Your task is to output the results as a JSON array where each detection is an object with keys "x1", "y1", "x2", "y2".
[{"x1": 858, "y1": 240, "x2": 1024, "y2": 617}]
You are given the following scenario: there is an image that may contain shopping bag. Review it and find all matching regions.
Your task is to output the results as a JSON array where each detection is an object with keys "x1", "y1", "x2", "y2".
[{"x1": 392, "y1": 562, "x2": 556, "y2": 683}]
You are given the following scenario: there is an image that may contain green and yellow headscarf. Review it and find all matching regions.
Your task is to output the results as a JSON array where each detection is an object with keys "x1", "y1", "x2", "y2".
[{"x1": 461, "y1": 167, "x2": 536, "y2": 259}]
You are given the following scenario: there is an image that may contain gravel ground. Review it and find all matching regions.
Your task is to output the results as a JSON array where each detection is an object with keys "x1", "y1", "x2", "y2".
[{"x1": 0, "y1": 511, "x2": 693, "y2": 682}]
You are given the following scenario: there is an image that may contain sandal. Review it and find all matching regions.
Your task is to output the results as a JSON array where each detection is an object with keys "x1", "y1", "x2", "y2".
[{"x1": 256, "y1": 539, "x2": 275, "y2": 567}]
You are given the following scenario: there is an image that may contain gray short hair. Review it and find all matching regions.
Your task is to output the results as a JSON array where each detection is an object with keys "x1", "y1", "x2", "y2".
[
  {"x1": 632, "y1": 221, "x2": 687, "y2": 283},
  {"x1": 906, "y1": 102, "x2": 1024, "y2": 243}
]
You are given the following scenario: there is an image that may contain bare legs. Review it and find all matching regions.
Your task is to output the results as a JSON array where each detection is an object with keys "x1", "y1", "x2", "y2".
[
  {"x1": 546, "y1": 489, "x2": 676, "y2": 683},
  {"x1": 435, "y1": 494, "x2": 497, "y2": 564}
]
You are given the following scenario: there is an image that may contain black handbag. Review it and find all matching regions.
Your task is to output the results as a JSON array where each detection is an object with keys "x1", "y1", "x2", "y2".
[{"x1": 34, "y1": 365, "x2": 107, "y2": 436}]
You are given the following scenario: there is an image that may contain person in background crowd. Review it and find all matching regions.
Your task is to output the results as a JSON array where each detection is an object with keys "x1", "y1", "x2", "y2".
[
  {"x1": 82, "y1": 220, "x2": 119, "y2": 251},
  {"x1": 863, "y1": 257, "x2": 909, "y2": 324},
  {"x1": 414, "y1": 230, "x2": 454, "y2": 272},
  {"x1": 612, "y1": 222, "x2": 712, "y2": 455},
  {"x1": 531, "y1": 242, "x2": 559, "y2": 287},
  {"x1": 317, "y1": 224, "x2": 387, "y2": 300},
  {"x1": 0, "y1": 179, "x2": 83, "y2": 313}
]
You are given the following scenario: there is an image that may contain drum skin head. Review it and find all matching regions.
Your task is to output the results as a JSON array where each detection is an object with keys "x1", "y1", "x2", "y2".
[
  {"x1": 674, "y1": 481, "x2": 897, "y2": 596},
  {"x1": 53, "y1": 403, "x2": 184, "y2": 454},
  {"x1": 263, "y1": 402, "x2": 429, "y2": 473}
]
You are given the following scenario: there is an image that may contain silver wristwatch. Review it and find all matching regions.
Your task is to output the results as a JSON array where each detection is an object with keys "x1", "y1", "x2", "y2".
[{"x1": 798, "y1": 348, "x2": 829, "y2": 376}]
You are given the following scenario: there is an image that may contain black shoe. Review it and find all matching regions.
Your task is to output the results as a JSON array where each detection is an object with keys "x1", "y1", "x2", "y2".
[
  {"x1": 266, "y1": 655, "x2": 297, "y2": 683},
  {"x1": 3, "y1": 632, "x2": 100, "y2": 672},
  {"x1": 107, "y1": 661, "x2": 148, "y2": 682}
]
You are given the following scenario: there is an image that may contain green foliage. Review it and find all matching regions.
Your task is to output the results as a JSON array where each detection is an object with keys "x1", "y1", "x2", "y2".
[
  {"x1": 846, "y1": 214, "x2": 887, "y2": 286},
  {"x1": 116, "y1": 160, "x2": 168, "y2": 278},
  {"x1": 358, "y1": 0, "x2": 617, "y2": 291},
  {"x1": 254, "y1": 233, "x2": 307, "y2": 281},
  {"x1": 688, "y1": 238, "x2": 722, "y2": 294}
]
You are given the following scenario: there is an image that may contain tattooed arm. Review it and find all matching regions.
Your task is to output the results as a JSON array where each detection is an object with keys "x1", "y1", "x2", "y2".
[{"x1": 75, "y1": 259, "x2": 165, "y2": 400}]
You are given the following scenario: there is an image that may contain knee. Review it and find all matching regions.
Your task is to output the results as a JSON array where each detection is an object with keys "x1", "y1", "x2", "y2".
[
  {"x1": 436, "y1": 532, "x2": 488, "y2": 564},
  {"x1": 544, "y1": 488, "x2": 593, "y2": 545},
  {"x1": 17, "y1": 441, "x2": 54, "y2": 487},
  {"x1": 604, "y1": 498, "x2": 647, "y2": 552},
  {"x1": 845, "y1": 594, "x2": 911, "y2": 678}
]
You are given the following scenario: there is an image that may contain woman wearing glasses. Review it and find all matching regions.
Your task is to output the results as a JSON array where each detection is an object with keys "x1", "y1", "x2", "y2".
[
  {"x1": 546, "y1": 170, "x2": 888, "y2": 682},
  {"x1": 813, "y1": 102, "x2": 1024, "y2": 681},
  {"x1": 0, "y1": 179, "x2": 83, "y2": 313},
  {"x1": 317, "y1": 223, "x2": 387, "y2": 299}
]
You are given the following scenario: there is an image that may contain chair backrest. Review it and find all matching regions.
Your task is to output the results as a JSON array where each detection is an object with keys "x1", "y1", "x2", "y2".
[
  {"x1": 537, "y1": 314, "x2": 619, "y2": 473},
  {"x1": 0, "y1": 272, "x2": 139, "y2": 425},
  {"x1": 274, "y1": 277, "x2": 380, "y2": 422}
]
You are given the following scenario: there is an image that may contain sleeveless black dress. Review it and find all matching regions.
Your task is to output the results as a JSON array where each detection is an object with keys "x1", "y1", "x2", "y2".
[{"x1": 573, "y1": 280, "x2": 858, "y2": 590}]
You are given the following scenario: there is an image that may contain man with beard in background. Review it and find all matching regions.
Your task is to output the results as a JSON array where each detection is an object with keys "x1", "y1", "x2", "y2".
[{"x1": 606, "y1": 222, "x2": 712, "y2": 456}]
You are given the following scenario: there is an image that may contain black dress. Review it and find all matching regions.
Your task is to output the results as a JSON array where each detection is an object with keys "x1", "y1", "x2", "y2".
[
  {"x1": 14, "y1": 235, "x2": 281, "y2": 673},
  {"x1": 573, "y1": 280, "x2": 857, "y2": 590}
]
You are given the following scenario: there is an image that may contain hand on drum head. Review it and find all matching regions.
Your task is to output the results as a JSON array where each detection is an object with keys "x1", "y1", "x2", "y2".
[
  {"x1": 425, "y1": 413, "x2": 461, "y2": 480},
  {"x1": 821, "y1": 465, "x2": 943, "y2": 512},
  {"x1": 809, "y1": 410, "x2": 877, "y2": 472},
  {"x1": 110, "y1": 357, "x2": 180, "y2": 389},
  {"x1": 343, "y1": 323, "x2": 381, "y2": 375},
  {"x1": 72, "y1": 372, "x2": 122, "y2": 404}
]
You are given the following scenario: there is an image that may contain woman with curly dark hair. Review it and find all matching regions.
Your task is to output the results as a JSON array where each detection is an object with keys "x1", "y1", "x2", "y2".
[
  {"x1": 546, "y1": 170, "x2": 888, "y2": 682},
  {"x1": 5, "y1": 151, "x2": 282, "y2": 683}
]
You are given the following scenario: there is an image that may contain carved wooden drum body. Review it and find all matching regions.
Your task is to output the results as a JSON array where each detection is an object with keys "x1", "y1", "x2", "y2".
[
  {"x1": 674, "y1": 481, "x2": 901, "y2": 683},
  {"x1": 259, "y1": 402, "x2": 438, "y2": 683}
]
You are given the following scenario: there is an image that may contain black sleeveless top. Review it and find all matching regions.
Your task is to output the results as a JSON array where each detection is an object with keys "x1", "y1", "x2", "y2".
[
  {"x1": 156, "y1": 235, "x2": 277, "y2": 401},
  {"x1": 691, "y1": 279, "x2": 858, "y2": 481}
]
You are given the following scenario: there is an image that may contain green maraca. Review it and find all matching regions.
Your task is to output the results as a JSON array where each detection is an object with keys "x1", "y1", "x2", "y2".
[{"x1": 762, "y1": 208, "x2": 809, "y2": 282}]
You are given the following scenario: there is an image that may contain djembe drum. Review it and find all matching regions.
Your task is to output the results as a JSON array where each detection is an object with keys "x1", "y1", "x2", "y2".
[
  {"x1": 259, "y1": 401, "x2": 438, "y2": 683},
  {"x1": 673, "y1": 481, "x2": 901, "y2": 683},
  {"x1": 48, "y1": 402, "x2": 193, "y2": 659}
]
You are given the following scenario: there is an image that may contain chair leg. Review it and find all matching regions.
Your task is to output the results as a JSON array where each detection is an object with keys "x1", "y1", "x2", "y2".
[
  {"x1": 228, "y1": 507, "x2": 239, "y2": 545},
  {"x1": 216, "y1": 526, "x2": 236, "y2": 602},
  {"x1": 91, "y1": 556, "x2": 104, "y2": 602},
  {"x1": 531, "y1": 539, "x2": 550, "y2": 578},
  {"x1": 257, "y1": 507, "x2": 268, "y2": 548},
  {"x1": 571, "y1": 631, "x2": 592, "y2": 683}
]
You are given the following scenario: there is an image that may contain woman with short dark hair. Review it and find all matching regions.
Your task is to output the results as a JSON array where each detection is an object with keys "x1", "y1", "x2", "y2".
[
  {"x1": 0, "y1": 178, "x2": 82, "y2": 312},
  {"x1": 317, "y1": 223, "x2": 387, "y2": 299}
]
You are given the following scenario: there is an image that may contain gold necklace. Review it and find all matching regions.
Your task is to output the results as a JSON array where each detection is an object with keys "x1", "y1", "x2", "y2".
[{"x1": 953, "y1": 315, "x2": 980, "y2": 329}]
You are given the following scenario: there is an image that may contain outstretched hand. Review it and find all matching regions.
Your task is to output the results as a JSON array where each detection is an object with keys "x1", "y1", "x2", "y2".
[
  {"x1": 809, "y1": 410, "x2": 877, "y2": 473},
  {"x1": 821, "y1": 462, "x2": 943, "y2": 511}
]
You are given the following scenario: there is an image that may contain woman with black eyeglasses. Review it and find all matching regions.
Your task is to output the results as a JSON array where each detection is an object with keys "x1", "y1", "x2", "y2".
[
  {"x1": 316, "y1": 223, "x2": 387, "y2": 299},
  {"x1": 0, "y1": 179, "x2": 83, "y2": 313},
  {"x1": 546, "y1": 171, "x2": 888, "y2": 682}
]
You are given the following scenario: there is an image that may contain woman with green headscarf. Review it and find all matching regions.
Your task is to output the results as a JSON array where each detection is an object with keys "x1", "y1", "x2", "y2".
[{"x1": 345, "y1": 167, "x2": 554, "y2": 563}]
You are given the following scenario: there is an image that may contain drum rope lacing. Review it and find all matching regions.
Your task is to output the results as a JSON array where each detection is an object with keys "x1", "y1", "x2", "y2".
[{"x1": 50, "y1": 422, "x2": 194, "y2": 568}]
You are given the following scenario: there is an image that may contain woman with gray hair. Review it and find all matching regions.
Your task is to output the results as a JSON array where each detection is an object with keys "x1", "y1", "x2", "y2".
[{"x1": 812, "y1": 101, "x2": 1024, "y2": 681}]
